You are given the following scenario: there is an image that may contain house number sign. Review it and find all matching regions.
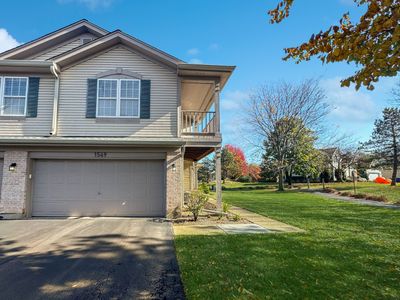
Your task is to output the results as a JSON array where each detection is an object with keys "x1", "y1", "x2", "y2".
[{"x1": 94, "y1": 152, "x2": 107, "y2": 158}]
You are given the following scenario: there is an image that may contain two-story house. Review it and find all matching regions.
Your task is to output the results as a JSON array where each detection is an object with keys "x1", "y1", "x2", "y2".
[{"x1": 0, "y1": 20, "x2": 234, "y2": 218}]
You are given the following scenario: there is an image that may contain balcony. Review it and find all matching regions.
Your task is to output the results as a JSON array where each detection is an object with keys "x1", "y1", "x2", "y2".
[{"x1": 181, "y1": 110, "x2": 218, "y2": 137}]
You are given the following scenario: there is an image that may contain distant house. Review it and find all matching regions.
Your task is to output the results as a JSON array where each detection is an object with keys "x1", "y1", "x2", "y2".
[
  {"x1": 366, "y1": 169, "x2": 382, "y2": 181},
  {"x1": 369, "y1": 159, "x2": 400, "y2": 181}
]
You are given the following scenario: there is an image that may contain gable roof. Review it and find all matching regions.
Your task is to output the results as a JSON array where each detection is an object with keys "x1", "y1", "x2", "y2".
[
  {"x1": 0, "y1": 19, "x2": 108, "y2": 60},
  {"x1": 0, "y1": 19, "x2": 235, "y2": 86},
  {"x1": 51, "y1": 30, "x2": 185, "y2": 70}
]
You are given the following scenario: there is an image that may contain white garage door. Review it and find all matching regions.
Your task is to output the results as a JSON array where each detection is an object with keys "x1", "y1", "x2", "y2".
[{"x1": 32, "y1": 160, "x2": 165, "y2": 217}]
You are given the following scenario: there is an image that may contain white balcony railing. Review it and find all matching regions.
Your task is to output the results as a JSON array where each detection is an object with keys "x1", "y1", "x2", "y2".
[{"x1": 181, "y1": 110, "x2": 217, "y2": 135}]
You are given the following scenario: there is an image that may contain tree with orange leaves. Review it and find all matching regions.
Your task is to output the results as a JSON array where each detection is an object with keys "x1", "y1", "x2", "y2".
[
  {"x1": 221, "y1": 145, "x2": 248, "y2": 180},
  {"x1": 268, "y1": 0, "x2": 399, "y2": 90},
  {"x1": 248, "y1": 164, "x2": 262, "y2": 182}
]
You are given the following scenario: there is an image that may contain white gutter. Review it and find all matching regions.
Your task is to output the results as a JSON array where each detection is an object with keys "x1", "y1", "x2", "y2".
[
  {"x1": 0, "y1": 60, "x2": 53, "y2": 67},
  {"x1": 50, "y1": 62, "x2": 60, "y2": 136}
]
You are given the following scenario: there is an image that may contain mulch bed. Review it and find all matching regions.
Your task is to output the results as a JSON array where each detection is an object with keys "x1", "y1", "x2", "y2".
[{"x1": 173, "y1": 201, "x2": 249, "y2": 225}]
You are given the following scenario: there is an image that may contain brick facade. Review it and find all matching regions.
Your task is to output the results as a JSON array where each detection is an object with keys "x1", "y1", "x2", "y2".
[
  {"x1": 0, "y1": 149, "x2": 184, "y2": 218},
  {"x1": 166, "y1": 148, "x2": 183, "y2": 218},
  {"x1": 0, "y1": 151, "x2": 28, "y2": 214}
]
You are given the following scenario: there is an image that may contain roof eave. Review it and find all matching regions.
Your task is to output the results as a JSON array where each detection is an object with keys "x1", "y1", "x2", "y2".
[
  {"x1": 0, "y1": 60, "x2": 53, "y2": 74},
  {"x1": 0, "y1": 19, "x2": 109, "y2": 60},
  {"x1": 52, "y1": 31, "x2": 184, "y2": 70},
  {"x1": 0, "y1": 137, "x2": 185, "y2": 147},
  {"x1": 178, "y1": 63, "x2": 236, "y2": 89}
]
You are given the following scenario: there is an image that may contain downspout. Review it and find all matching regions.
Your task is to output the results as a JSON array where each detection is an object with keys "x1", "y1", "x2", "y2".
[{"x1": 50, "y1": 62, "x2": 60, "y2": 136}]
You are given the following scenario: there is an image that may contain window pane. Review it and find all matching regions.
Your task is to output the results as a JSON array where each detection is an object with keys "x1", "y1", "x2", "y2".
[
  {"x1": 4, "y1": 78, "x2": 27, "y2": 96},
  {"x1": 120, "y1": 99, "x2": 138, "y2": 116},
  {"x1": 98, "y1": 99, "x2": 116, "y2": 116},
  {"x1": 3, "y1": 97, "x2": 25, "y2": 115},
  {"x1": 133, "y1": 81, "x2": 139, "y2": 98},
  {"x1": 98, "y1": 80, "x2": 117, "y2": 98},
  {"x1": 120, "y1": 80, "x2": 139, "y2": 99},
  {"x1": 121, "y1": 80, "x2": 132, "y2": 98}
]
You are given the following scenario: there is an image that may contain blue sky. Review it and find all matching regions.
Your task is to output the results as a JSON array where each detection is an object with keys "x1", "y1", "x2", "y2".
[{"x1": 0, "y1": 0, "x2": 398, "y2": 161}]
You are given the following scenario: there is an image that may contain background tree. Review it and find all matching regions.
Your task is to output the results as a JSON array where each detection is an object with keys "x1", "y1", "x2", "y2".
[
  {"x1": 284, "y1": 122, "x2": 321, "y2": 187},
  {"x1": 197, "y1": 157, "x2": 214, "y2": 183},
  {"x1": 247, "y1": 80, "x2": 327, "y2": 191},
  {"x1": 225, "y1": 144, "x2": 248, "y2": 176},
  {"x1": 363, "y1": 107, "x2": 400, "y2": 186},
  {"x1": 221, "y1": 146, "x2": 242, "y2": 180},
  {"x1": 268, "y1": 0, "x2": 400, "y2": 90},
  {"x1": 291, "y1": 135, "x2": 324, "y2": 184},
  {"x1": 354, "y1": 152, "x2": 374, "y2": 179},
  {"x1": 248, "y1": 164, "x2": 262, "y2": 182},
  {"x1": 392, "y1": 80, "x2": 400, "y2": 108},
  {"x1": 260, "y1": 157, "x2": 279, "y2": 182},
  {"x1": 221, "y1": 145, "x2": 248, "y2": 180}
]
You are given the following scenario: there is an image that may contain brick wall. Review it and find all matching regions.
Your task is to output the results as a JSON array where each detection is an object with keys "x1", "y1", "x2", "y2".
[
  {"x1": 166, "y1": 148, "x2": 183, "y2": 218},
  {"x1": 0, "y1": 151, "x2": 28, "y2": 214}
]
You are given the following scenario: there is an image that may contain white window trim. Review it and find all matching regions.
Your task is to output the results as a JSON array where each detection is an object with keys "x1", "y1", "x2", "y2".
[
  {"x1": 96, "y1": 78, "x2": 141, "y2": 118},
  {"x1": 0, "y1": 76, "x2": 29, "y2": 117}
]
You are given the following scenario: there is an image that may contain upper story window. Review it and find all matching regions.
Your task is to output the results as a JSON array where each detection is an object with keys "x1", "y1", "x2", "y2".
[
  {"x1": 97, "y1": 79, "x2": 140, "y2": 118},
  {"x1": 0, "y1": 77, "x2": 28, "y2": 116}
]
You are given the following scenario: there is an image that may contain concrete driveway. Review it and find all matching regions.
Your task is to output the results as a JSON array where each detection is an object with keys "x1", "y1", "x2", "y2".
[{"x1": 0, "y1": 218, "x2": 185, "y2": 299}]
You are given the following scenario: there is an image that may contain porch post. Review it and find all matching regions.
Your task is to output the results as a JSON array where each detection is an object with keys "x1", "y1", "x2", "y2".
[
  {"x1": 214, "y1": 82, "x2": 221, "y2": 135},
  {"x1": 215, "y1": 147, "x2": 222, "y2": 211}
]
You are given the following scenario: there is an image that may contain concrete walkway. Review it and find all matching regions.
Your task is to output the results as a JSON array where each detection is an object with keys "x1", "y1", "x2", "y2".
[
  {"x1": 314, "y1": 192, "x2": 400, "y2": 209},
  {"x1": 173, "y1": 205, "x2": 304, "y2": 236},
  {"x1": 228, "y1": 206, "x2": 304, "y2": 233}
]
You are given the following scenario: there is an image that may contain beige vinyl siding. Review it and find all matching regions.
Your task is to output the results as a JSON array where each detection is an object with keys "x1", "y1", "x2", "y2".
[
  {"x1": 382, "y1": 169, "x2": 400, "y2": 179},
  {"x1": 57, "y1": 46, "x2": 178, "y2": 137},
  {"x1": 30, "y1": 34, "x2": 96, "y2": 61},
  {"x1": 0, "y1": 77, "x2": 54, "y2": 136}
]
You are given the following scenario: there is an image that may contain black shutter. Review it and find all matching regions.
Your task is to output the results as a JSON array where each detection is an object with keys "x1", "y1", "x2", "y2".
[
  {"x1": 86, "y1": 79, "x2": 97, "y2": 118},
  {"x1": 140, "y1": 80, "x2": 151, "y2": 119},
  {"x1": 26, "y1": 77, "x2": 40, "y2": 118}
]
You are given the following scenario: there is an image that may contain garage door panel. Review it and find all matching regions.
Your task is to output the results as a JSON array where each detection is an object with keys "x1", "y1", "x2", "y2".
[{"x1": 32, "y1": 159, "x2": 165, "y2": 217}]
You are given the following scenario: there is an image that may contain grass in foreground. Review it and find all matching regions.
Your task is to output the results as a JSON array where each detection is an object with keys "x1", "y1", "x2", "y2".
[{"x1": 175, "y1": 184, "x2": 400, "y2": 299}]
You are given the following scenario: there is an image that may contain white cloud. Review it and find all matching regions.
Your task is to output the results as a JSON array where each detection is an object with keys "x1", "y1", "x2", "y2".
[
  {"x1": 57, "y1": 0, "x2": 114, "y2": 10},
  {"x1": 187, "y1": 48, "x2": 199, "y2": 55},
  {"x1": 321, "y1": 77, "x2": 378, "y2": 123},
  {"x1": 188, "y1": 58, "x2": 203, "y2": 64},
  {"x1": 0, "y1": 28, "x2": 20, "y2": 53},
  {"x1": 221, "y1": 90, "x2": 249, "y2": 110}
]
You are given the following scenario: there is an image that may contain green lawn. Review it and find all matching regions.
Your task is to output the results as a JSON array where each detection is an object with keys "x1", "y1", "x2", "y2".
[
  {"x1": 221, "y1": 181, "x2": 400, "y2": 203},
  {"x1": 175, "y1": 184, "x2": 400, "y2": 299}
]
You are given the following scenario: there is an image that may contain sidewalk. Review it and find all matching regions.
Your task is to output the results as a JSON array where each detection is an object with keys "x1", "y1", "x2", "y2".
[
  {"x1": 314, "y1": 192, "x2": 400, "y2": 210},
  {"x1": 173, "y1": 204, "x2": 304, "y2": 236}
]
